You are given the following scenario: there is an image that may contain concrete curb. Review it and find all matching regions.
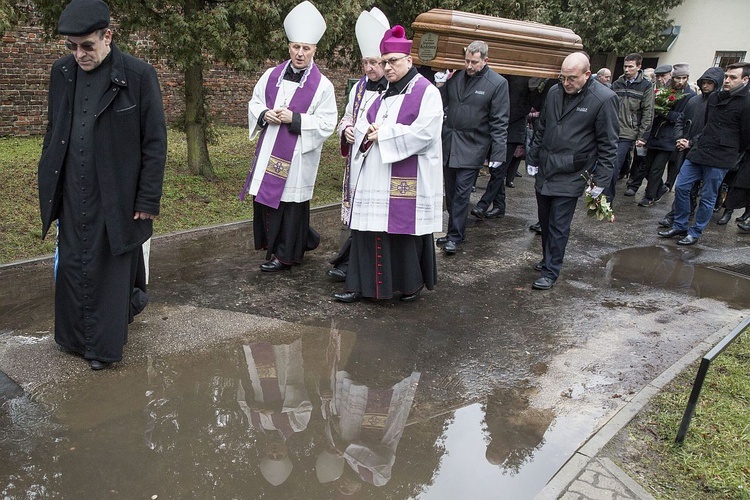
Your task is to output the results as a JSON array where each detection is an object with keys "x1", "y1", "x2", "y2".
[{"x1": 535, "y1": 320, "x2": 741, "y2": 499}]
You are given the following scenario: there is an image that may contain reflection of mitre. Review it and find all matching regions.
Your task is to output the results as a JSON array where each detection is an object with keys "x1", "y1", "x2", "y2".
[
  {"x1": 315, "y1": 449, "x2": 345, "y2": 483},
  {"x1": 260, "y1": 456, "x2": 294, "y2": 486},
  {"x1": 284, "y1": 1, "x2": 326, "y2": 44},
  {"x1": 355, "y1": 9, "x2": 390, "y2": 58}
]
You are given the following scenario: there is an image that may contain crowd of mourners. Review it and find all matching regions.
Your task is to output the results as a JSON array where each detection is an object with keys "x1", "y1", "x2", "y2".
[{"x1": 40, "y1": 0, "x2": 750, "y2": 371}]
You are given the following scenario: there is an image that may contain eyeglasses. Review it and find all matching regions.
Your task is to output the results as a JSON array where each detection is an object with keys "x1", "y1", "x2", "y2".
[
  {"x1": 558, "y1": 74, "x2": 584, "y2": 83},
  {"x1": 65, "y1": 40, "x2": 97, "y2": 52},
  {"x1": 378, "y1": 55, "x2": 409, "y2": 68}
]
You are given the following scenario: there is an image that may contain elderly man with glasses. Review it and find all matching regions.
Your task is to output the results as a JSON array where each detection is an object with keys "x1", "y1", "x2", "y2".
[
  {"x1": 37, "y1": 0, "x2": 167, "y2": 370},
  {"x1": 525, "y1": 52, "x2": 619, "y2": 290},
  {"x1": 333, "y1": 26, "x2": 443, "y2": 303}
]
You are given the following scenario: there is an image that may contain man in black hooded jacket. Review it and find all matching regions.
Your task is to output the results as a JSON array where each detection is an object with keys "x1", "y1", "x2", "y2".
[{"x1": 658, "y1": 67, "x2": 724, "y2": 227}]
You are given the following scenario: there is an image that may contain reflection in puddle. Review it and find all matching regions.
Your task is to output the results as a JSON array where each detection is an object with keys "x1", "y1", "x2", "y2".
[
  {"x1": 605, "y1": 246, "x2": 750, "y2": 309},
  {"x1": 0, "y1": 324, "x2": 571, "y2": 499}
]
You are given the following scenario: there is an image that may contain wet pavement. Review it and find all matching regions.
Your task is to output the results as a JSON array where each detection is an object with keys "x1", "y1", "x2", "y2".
[{"x1": 1, "y1": 174, "x2": 749, "y2": 499}]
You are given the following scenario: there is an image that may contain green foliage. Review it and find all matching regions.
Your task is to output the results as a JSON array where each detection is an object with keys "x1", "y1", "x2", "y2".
[
  {"x1": 620, "y1": 331, "x2": 750, "y2": 499},
  {"x1": 0, "y1": 127, "x2": 345, "y2": 264},
  {"x1": 0, "y1": 0, "x2": 19, "y2": 32}
]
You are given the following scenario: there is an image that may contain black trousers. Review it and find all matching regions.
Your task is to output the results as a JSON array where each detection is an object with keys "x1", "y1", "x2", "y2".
[
  {"x1": 536, "y1": 192, "x2": 578, "y2": 281},
  {"x1": 476, "y1": 142, "x2": 522, "y2": 214},
  {"x1": 444, "y1": 166, "x2": 478, "y2": 242}
]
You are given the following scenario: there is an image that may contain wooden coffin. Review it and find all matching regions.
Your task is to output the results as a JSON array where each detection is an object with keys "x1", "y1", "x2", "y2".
[{"x1": 411, "y1": 9, "x2": 583, "y2": 78}]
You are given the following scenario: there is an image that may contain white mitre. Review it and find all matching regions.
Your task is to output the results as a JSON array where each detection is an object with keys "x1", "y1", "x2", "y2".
[
  {"x1": 355, "y1": 8, "x2": 390, "y2": 58},
  {"x1": 260, "y1": 456, "x2": 294, "y2": 486},
  {"x1": 284, "y1": 1, "x2": 326, "y2": 44}
]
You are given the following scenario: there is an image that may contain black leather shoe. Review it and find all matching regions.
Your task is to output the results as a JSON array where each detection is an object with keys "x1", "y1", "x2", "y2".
[
  {"x1": 506, "y1": 181, "x2": 515, "y2": 188},
  {"x1": 737, "y1": 210, "x2": 750, "y2": 223},
  {"x1": 534, "y1": 260, "x2": 544, "y2": 271},
  {"x1": 529, "y1": 222, "x2": 542, "y2": 234},
  {"x1": 333, "y1": 291, "x2": 362, "y2": 303},
  {"x1": 623, "y1": 188, "x2": 637, "y2": 197},
  {"x1": 738, "y1": 221, "x2": 750, "y2": 232},
  {"x1": 658, "y1": 228, "x2": 688, "y2": 238},
  {"x1": 658, "y1": 217, "x2": 673, "y2": 228},
  {"x1": 717, "y1": 210, "x2": 733, "y2": 225},
  {"x1": 326, "y1": 268, "x2": 346, "y2": 281},
  {"x1": 260, "y1": 258, "x2": 291, "y2": 272},
  {"x1": 677, "y1": 235, "x2": 698, "y2": 246},
  {"x1": 485, "y1": 207, "x2": 504, "y2": 219},
  {"x1": 470, "y1": 207, "x2": 486, "y2": 219},
  {"x1": 436, "y1": 236, "x2": 449, "y2": 246},
  {"x1": 532, "y1": 277, "x2": 555, "y2": 290},
  {"x1": 400, "y1": 291, "x2": 421, "y2": 302},
  {"x1": 90, "y1": 360, "x2": 110, "y2": 370},
  {"x1": 443, "y1": 240, "x2": 457, "y2": 255}
]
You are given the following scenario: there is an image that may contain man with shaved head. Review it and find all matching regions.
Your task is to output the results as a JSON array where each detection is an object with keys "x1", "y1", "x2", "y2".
[{"x1": 525, "y1": 52, "x2": 619, "y2": 289}]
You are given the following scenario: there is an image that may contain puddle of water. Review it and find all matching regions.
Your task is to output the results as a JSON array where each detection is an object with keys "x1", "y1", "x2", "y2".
[
  {"x1": 0, "y1": 329, "x2": 566, "y2": 499},
  {"x1": 604, "y1": 245, "x2": 750, "y2": 309}
]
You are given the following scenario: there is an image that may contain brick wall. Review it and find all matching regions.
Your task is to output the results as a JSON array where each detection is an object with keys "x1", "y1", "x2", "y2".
[{"x1": 1, "y1": 23, "x2": 358, "y2": 137}]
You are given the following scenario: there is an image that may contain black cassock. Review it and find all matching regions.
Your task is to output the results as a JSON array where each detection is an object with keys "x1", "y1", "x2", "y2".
[{"x1": 54, "y1": 56, "x2": 145, "y2": 363}]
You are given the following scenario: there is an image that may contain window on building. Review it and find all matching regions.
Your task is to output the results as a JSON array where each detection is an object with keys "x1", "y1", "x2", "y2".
[{"x1": 714, "y1": 51, "x2": 746, "y2": 69}]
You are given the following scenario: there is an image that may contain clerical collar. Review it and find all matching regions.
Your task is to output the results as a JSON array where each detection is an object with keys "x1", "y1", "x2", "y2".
[
  {"x1": 383, "y1": 67, "x2": 418, "y2": 98},
  {"x1": 284, "y1": 63, "x2": 308, "y2": 83},
  {"x1": 366, "y1": 77, "x2": 387, "y2": 92}
]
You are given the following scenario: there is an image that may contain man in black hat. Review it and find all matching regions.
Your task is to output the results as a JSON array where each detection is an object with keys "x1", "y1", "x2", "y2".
[{"x1": 37, "y1": 0, "x2": 167, "y2": 370}]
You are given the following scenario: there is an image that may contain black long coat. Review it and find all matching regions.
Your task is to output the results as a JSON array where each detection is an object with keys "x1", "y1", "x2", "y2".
[{"x1": 38, "y1": 44, "x2": 167, "y2": 255}]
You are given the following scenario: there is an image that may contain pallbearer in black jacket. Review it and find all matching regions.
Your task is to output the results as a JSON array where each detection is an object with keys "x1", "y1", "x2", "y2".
[
  {"x1": 526, "y1": 52, "x2": 619, "y2": 290},
  {"x1": 439, "y1": 40, "x2": 509, "y2": 255}
]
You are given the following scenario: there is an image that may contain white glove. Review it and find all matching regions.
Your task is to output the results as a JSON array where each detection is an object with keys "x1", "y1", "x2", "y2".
[
  {"x1": 434, "y1": 69, "x2": 453, "y2": 84},
  {"x1": 526, "y1": 164, "x2": 538, "y2": 176},
  {"x1": 488, "y1": 161, "x2": 503, "y2": 169},
  {"x1": 586, "y1": 185, "x2": 604, "y2": 198}
]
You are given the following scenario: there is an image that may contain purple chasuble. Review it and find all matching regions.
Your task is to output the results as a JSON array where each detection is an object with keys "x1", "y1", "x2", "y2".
[
  {"x1": 240, "y1": 61, "x2": 322, "y2": 208},
  {"x1": 365, "y1": 76, "x2": 429, "y2": 234}
]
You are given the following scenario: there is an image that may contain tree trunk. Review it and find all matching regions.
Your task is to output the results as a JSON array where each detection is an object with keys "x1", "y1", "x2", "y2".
[{"x1": 184, "y1": 62, "x2": 214, "y2": 179}]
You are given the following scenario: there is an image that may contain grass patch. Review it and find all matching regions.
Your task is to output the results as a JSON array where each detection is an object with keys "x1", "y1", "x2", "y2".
[
  {"x1": 616, "y1": 329, "x2": 750, "y2": 499},
  {"x1": 0, "y1": 126, "x2": 345, "y2": 264}
]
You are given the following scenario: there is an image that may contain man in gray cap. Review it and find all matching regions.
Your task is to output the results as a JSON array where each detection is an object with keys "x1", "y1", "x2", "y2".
[
  {"x1": 654, "y1": 64, "x2": 672, "y2": 88},
  {"x1": 38, "y1": 0, "x2": 167, "y2": 370}
]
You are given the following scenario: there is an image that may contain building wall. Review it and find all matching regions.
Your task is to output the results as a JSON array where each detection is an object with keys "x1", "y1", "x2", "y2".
[
  {"x1": 647, "y1": 0, "x2": 748, "y2": 76},
  {"x1": 1, "y1": 22, "x2": 357, "y2": 137}
]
